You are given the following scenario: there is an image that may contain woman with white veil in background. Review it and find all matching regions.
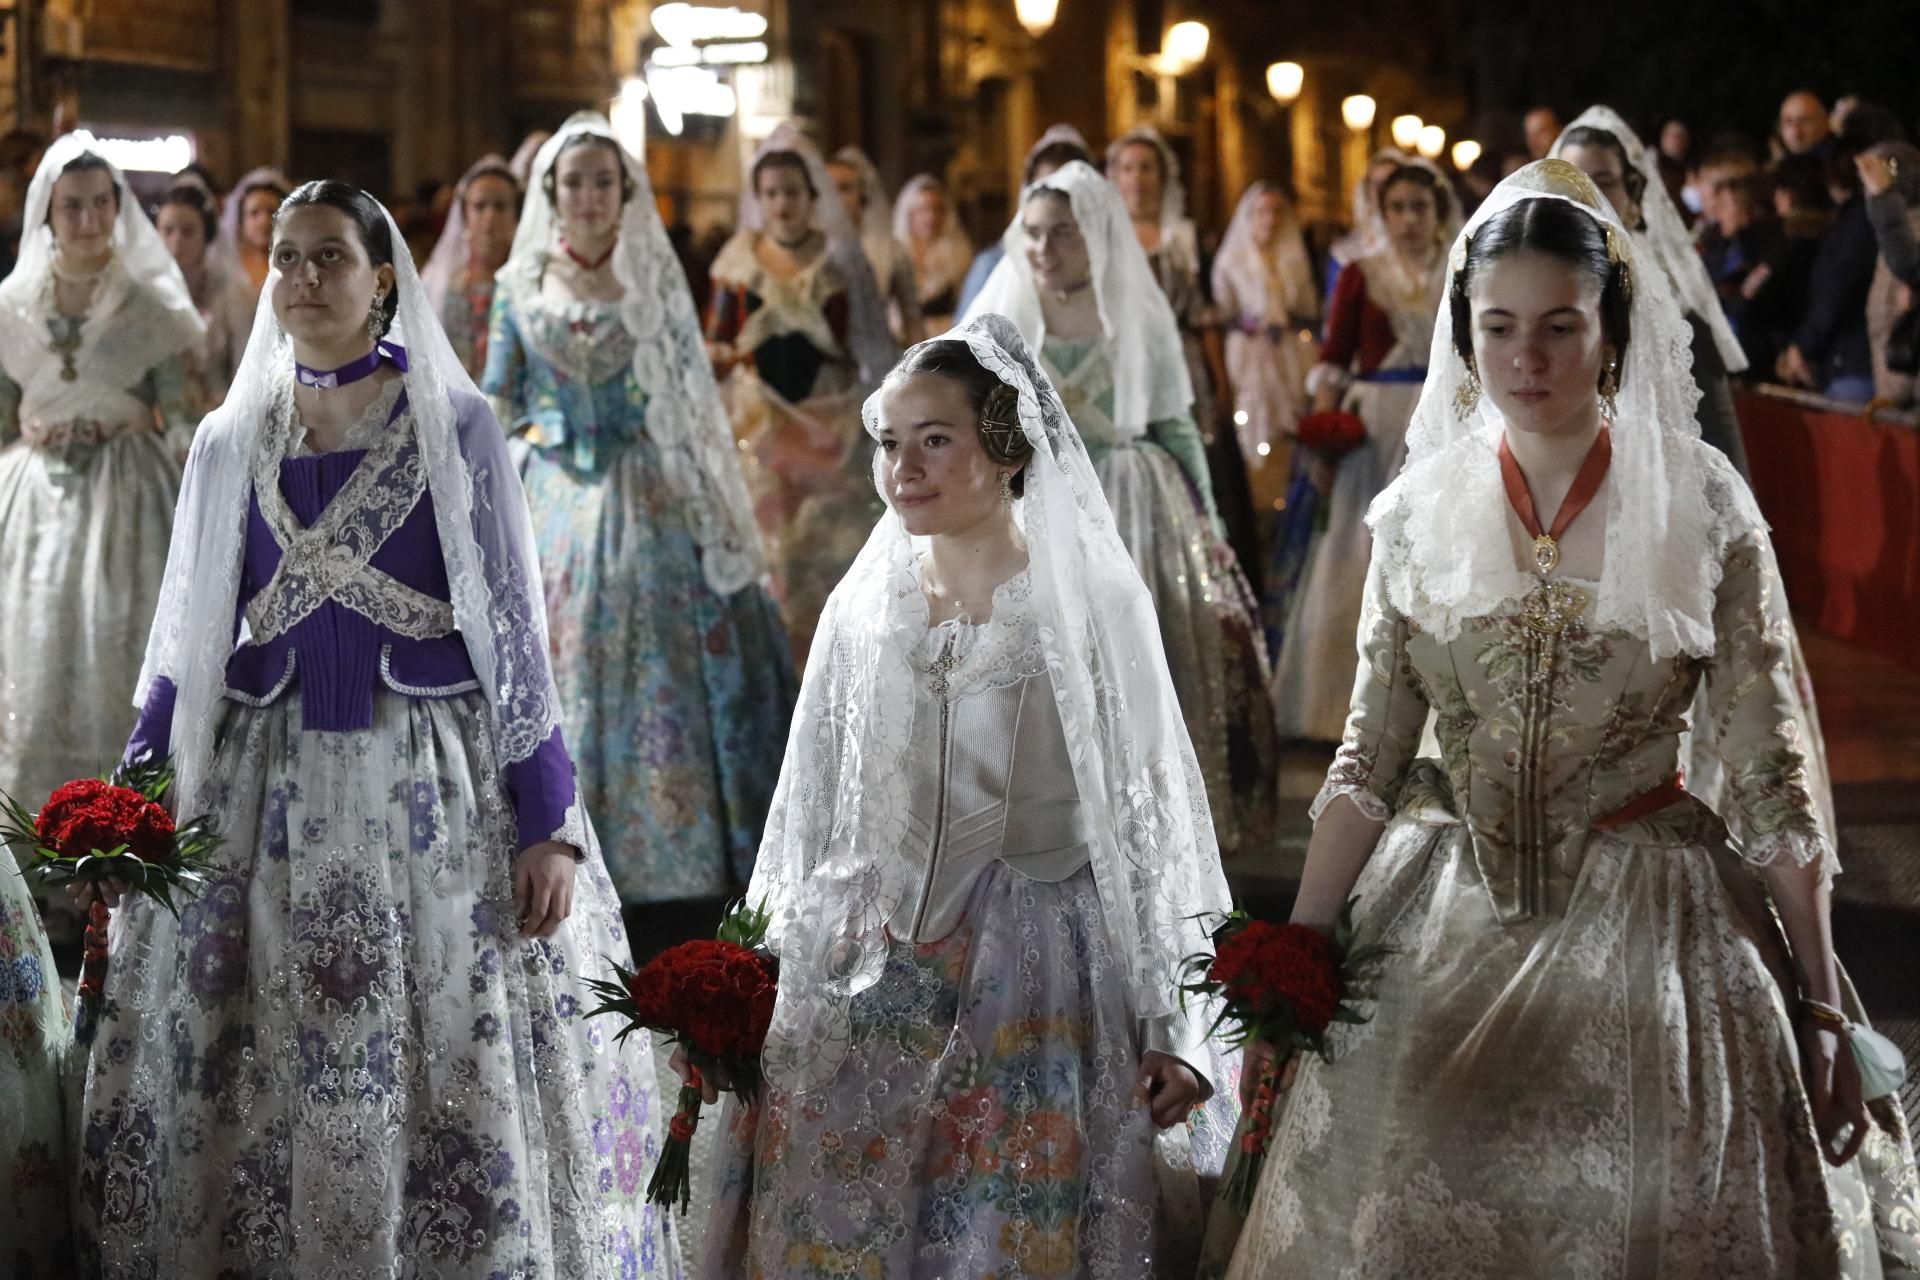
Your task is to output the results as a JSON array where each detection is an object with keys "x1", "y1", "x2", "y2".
[
  {"x1": 707, "y1": 124, "x2": 899, "y2": 657},
  {"x1": 1211, "y1": 180, "x2": 1321, "y2": 484},
  {"x1": 962, "y1": 160, "x2": 1279, "y2": 860},
  {"x1": 1553, "y1": 105, "x2": 1835, "y2": 849},
  {"x1": 1267, "y1": 159, "x2": 1458, "y2": 741},
  {"x1": 422, "y1": 153, "x2": 520, "y2": 378},
  {"x1": 154, "y1": 176, "x2": 256, "y2": 418},
  {"x1": 483, "y1": 113, "x2": 793, "y2": 909},
  {"x1": 827, "y1": 145, "x2": 923, "y2": 345},
  {"x1": 73, "y1": 178, "x2": 682, "y2": 1276},
  {"x1": 1223, "y1": 160, "x2": 1919, "y2": 1280},
  {"x1": 221, "y1": 165, "x2": 291, "y2": 304},
  {"x1": 893, "y1": 172, "x2": 973, "y2": 334},
  {"x1": 695, "y1": 315, "x2": 1238, "y2": 1278},
  {"x1": 0, "y1": 132, "x2": 204, "y2": 835}
]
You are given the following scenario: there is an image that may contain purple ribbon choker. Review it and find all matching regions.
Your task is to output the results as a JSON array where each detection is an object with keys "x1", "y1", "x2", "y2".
[{"x1": 295, "y1": 340, "x2": 410, "y2": 389}]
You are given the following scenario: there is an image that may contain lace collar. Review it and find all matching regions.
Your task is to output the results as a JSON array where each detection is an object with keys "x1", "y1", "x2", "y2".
[
  {"x1": 284, "y1": 376, "x2": 407, "y2": 458},
  {"x1": 910, "y1": 566, "x2": 1047, "y2": 700}
]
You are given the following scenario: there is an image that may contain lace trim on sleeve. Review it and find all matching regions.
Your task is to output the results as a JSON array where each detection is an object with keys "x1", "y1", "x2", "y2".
[
  {"x1": 1308, "y1": 779, "x2": 1393, "y2": 825},
  {"x1": 1739, "y1": 827, "x2": 1841, "y2": 885}
]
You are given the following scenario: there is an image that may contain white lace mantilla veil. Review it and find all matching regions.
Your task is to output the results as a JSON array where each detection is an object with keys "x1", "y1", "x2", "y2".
[
  {"x1": 1330, "y1": 146, "x2": 1408, "y2": 265},
  {"x1": 747, "y1": 313, "x2": 1232, "y2": 1093},
  {"x1": 959, "y1": 160, "x2": 1194, "y2": 440},
  {"x1": 1105, "y1": 124, "x2": 1198, "y2": 257},
  {"x1": 134, "y1": 191, "x2": 570, "y2": 821},
  {"x1": 1211, "y1": 180, "x2": 1317, "y2": 324},
  {"x1": 1552, "y1": 106, "x2": 1748, "y2": 373},
  {"x1": 1368, "y1": 158, "x2": 1766, "y2": 665},
  {"x1": 219, "y1": 166, "x2": 291, "y2": 264},
  {"x1": 737, "y1": 123, "x2": 898, "y2": 386},
  {"x1": 420, "y1": 153, "x2": 514, "y2": 318},
  {"x1": 505, "y1": 113, "x2": 765, "y2": 596},
  {"x1": 890, "y1": 173, "x2": 973, "y2": 298},
  {"x1": 0, "y1": 130, "x2": 205, "y2": 379}
]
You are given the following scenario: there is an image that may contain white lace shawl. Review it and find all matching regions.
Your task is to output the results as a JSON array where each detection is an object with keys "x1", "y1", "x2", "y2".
[
  {"x1": 420, "y1": 153, "x2": 515, "y2": 322},
  {"x1": 1368, "y1": 159, "x2": 1765, "y2": 663},
  {"x1": 135, "y1": 199, "x2": 567, "y2": 820},
  {"x1": 891, "y1": 174, "x2": 973, "y2": 309},
  {"x1": 0, "y1": 131, "x2": 205, "y2": 397},
  {"x1": 748, "y1": 314, "x2": 1231, "y2": 1093},
  {"x1": 1211, "y1": 181, "x2": 1319, "y2": 326},
  {"x1": 501, "y1": 113, "x2": 765, "y2": 596},
  {"x1": 959, "y1": 161, "x2": 1194, "y2": 441},
  {"x1": 1552, "y1": 106, "x2": 1748, "y2": 373}
]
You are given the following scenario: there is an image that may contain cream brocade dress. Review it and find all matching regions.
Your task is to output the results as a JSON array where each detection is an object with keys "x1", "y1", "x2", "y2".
[{"x1": 1226, "y1": 533, "x2": 1920, "y2": 1278}]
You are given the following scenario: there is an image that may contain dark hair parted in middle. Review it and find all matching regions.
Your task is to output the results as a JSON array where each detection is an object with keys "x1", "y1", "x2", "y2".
[
  {"x1": 540, "y1": 132, "x2": 636, "y2": 208},
  {"x1": 50, "y1": 151, "x2": 123, "y2": 217},
  {"x1": 1376, "y1": 162, "x2": 1454, "y2": 224},
  {"x1": 157, "y1": 182, "x2": 220, "y2": 244},
  {"x1": 1448, "y1": 196, "x2": 1633, "y2": 371},
  {"x1": 887, "y1": 338, "x2": 1036, "y2": 497},
  {"x1": 1557, "y1": 125, "x2": 1649, "y2": 213},
  {"x1": 276, "y1": 179, "x2": 401, "y2": 335}
]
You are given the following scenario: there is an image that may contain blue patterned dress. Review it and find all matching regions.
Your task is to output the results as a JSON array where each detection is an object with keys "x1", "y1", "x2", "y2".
[{"x1": 484, "y1": 271, "x2": 795, "y2": 904}]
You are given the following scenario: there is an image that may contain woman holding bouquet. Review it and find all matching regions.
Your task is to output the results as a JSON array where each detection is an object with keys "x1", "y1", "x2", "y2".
[
  {"x1": 0, "y1": 133, "x2": 203, "y2": 845},
  {"x1": 483, "y1": 114, "x2": 793, "y2": 907},
  {"x1": 961, "y1": 160, "x2": 1278, "y2": 859},
  {"x1": 696, "y1": 315, "x2": 1238, "y2": 1278},
  {"x1": 72, "y1": 180, "x2": 682, "y2": 1277},
  {"x1": 1224, "y1": 161, "x2": 1920, "y2": 1278},
  {"x1": 1266, "y1": 160, "x2": 1455, "y2": 741}
]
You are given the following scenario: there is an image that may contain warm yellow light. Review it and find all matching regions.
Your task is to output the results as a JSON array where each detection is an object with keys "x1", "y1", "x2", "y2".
[
  {"x1": 1014, "y1": 0, "x2": 1060, "y2": 39},
  {"x1": 1417, "y1": 124, "x2": 1446, "y2": 159},
  {"x1": 1341, "y1": 94, "x2": 1377, "y2": 131},
  {"x1": 1390, "y1": 114, "x2": 1423, "y2": 150},
  {"x1": 1161, "y1": 20, "x2": 1210, "y2": 74},
  {"x1": 1451, "y1": 138, "x2": 1482, "y2": 170},
  {"x1": 1265, "y1": 61, "x2": 1303, "y2": 105}
]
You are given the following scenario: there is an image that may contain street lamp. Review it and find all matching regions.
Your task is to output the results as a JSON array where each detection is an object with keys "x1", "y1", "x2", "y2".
[
  {"x1": 1014, "y1": 0, "x2": 1060, "y2": 39},
  {"x1": 1159, "y1": 20, "x2": 1210, "y2": 74},
  {"x1": 1451, "y1": 138, "x2": 1483, "y2": 170},
  {"x1": 1341, "y1": 95, "x2": 1376, "y2": 132},
  {"x1": 1390, "y1": 114, "x2": 1423, "y2": 151},
  {"x1": 1417, "y1": 124, "x2": 1446, "y2": 159},
  {"x1": 1265, "y1": 61, "x2": 1303, "y2": 105}
]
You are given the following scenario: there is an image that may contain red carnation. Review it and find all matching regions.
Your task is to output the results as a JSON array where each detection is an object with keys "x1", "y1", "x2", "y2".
[{"x1": 35, "y1": 778, "x2": 178, "y2": 865}]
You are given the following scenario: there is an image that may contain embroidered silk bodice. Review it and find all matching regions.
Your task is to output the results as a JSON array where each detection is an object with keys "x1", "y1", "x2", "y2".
[
  {"x1": 482, "y1": 276, "x2": 649, "y2": 475},
  {"x1": 1324, "y1": 536, "x2": 1828, "y2": 922},
  {"x1": 706, "y1": 233, "x2": 854, "y2": 405},
  {"x1": 1039, "y1": 334, "x2": 1218, "y2": 522},
  {"x1": 126, "y1": 377, "x2": 579, "y2": 848},
  {"x1": 892, "y1": 591, "x2": 1092, "y2": 945}
]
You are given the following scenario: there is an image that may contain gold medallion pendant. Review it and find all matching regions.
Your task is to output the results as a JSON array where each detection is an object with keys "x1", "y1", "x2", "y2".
[
  {"x1": 1531, "y1": 534, "x2": 1560, "y2": 575},
  {"x1": 1520, "y1": 580, "x2": 1589, "y2": 636}
]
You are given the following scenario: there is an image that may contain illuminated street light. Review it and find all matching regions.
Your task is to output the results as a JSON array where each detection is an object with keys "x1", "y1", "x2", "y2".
[
  {"x1": 1160, "y1": 21, "x2": 1210, "y2": 74},
  {"x1": 1451, "y1": 138, "x2": 1483, "y2": 170},
  {"x1": 1014, "y1": 0, "x2": 1060, "y2": 39},
  {"x1": 1265, "y1": 61, "x2": 1303, "y2": 105},
  {"x1": 1418, "y1": 124, "x2": 1446, "y2": 158},
  {"x1": 1341, "y1": 95, "x2": 1376, "y2": 131},
  {"x1": 1390, "y1": 114, "x2": 1423, "y2": 150}
]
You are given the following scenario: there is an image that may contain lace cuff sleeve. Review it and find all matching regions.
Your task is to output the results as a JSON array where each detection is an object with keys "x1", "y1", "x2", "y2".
[
  {"x1": 1702, "y1": 529, "x2": 1838, "y2": 881},
  {"x1": 503, "y1": 725, "x2": 582, "y2": 854}
]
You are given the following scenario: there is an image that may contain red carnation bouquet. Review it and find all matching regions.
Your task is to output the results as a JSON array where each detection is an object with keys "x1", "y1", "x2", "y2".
[
  {"x1": 1, "y1": 756, "x2": 220, "y2": 1020},
  {"x1": 585, "y1": 899, "x2": 778, "y2": 1212},
  {"x1": 1179, "y1": 903, "x2": 1388, "y2": 1211},
  {"x1": 1294, "y1": 409, "x2": 1368, "y2": 459}
]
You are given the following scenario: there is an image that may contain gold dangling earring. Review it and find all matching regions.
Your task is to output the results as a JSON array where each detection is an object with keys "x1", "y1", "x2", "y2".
[
  {"x1": 1453, "y1": 362, "x2": 1482, "y2": 420},
  {"x1": 998, "y1": 471, "x2": 1015, "y2": 507},
  {"x1": 1598, "y1": 358, "x2": 1621, "y2": 421}
]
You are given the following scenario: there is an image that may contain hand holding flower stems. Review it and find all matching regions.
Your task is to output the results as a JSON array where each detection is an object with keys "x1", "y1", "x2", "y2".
[
  {"x1": 1179, "y1": 901, "x2": 1388, "y2": 1212},
  {"x1": 584, "y1": 899, "x2": 778, "y2": 1212}
]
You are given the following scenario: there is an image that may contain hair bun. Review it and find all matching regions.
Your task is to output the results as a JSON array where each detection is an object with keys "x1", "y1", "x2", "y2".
[{"x1": 977, "y1": 382, "x2": 1030, "y2": 465}]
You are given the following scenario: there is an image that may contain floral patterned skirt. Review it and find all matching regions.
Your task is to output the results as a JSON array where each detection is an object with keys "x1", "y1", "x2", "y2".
[
  {"x1": 1222, "y1": 798, "x2": 1920, "y2": 1279},
  {"x1": 1, "y1": 857, "x2": 71, "y2": 1277},
  {"x1": 699, "y1": 863, "x2": 1233, "y2": 1279},
  {"x1": 69, "y1": 689, "x2": 682, "y2": 1279},
  {"x1": 521, "y1": 441, "x2": 796, "y2": 904}
]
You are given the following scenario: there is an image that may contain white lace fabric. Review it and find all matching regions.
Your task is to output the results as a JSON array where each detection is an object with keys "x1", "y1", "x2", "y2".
[
  {"x1": 135, "y1": 196, "x2": 567, "y2": 815},
  {"x1": 0, "y1": 132, "x2": 206, "y2": 399},
  {"x1": 890, "y1": 174, "x2": 973, "y2": 310},
  {"x1": 503, "y1": 113, "x2": 764, "y2": 597},
  {"x1": 748, "y1": 314, "x2": 1232, "y2": 1094},
  {"x1": 419, "y1": 153, "x2": 513, "y2": 321},
  {"x1": 960, "y1": 160, "x2": 1194, "y2": 442},
  {"x1": 1552, "y1": 106, "x2": 1748, "y2": 373},
  {"x1": 1211, "y1": 181, "x2": 1318, "y2": 328}
]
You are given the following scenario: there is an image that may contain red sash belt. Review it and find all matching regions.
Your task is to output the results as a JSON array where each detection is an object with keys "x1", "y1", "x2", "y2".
[{"x1": 1592, "y1": 774, "x2": 1689, "y2": 831}]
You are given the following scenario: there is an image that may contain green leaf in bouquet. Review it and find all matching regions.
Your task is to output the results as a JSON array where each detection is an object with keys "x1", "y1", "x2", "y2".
[{"x1": 714, "y1": 897, "x2": 773, "y2": 950}]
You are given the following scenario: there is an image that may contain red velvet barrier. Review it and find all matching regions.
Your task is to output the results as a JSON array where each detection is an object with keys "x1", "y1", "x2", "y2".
[{"x1": 1737, "y1": 389, "x2": 1920, "y2": 672}]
